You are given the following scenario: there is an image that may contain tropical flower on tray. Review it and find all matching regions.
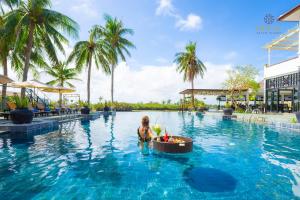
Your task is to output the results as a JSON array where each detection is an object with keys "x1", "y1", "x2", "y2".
[{"x1": 152, "y1": 124, "x2": 162, "y2": 137}]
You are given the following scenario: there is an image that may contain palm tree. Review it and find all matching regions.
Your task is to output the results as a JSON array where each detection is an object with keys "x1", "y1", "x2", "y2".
[
  {"x1": 5, "y1": 0, "x2": 79, "y2": 97},
  {"x1": 174, "y1": 42, "x2": 206, "y2": 110},
  {"x1": 45, "y1": 62, "x2": 80, "y2": 106},
  {"x1": 0, "y1": 0, "x2": 18, "y2": 109},
  {"x1": 0, "y1": 16, "x2": 11, "y2": 109},
  {"x1": 0, "y1": 0, "x2": 19, "y2": 14},
  {"x1": 68, "y1": 26, "x2": 110, "y2": 105},
  {"x1": 103, "y1": 14, "x2": 135, "y2": 104}
]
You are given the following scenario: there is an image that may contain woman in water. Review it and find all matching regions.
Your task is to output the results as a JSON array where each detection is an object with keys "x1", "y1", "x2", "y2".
[{"x1": 137, "y1": 116, "x2": 153, "y2": 142}]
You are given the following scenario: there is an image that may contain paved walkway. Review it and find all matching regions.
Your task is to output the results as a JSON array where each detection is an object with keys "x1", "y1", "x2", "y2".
[{"x1": 206, "y1": 111, "x2": 296, "y2": 124}]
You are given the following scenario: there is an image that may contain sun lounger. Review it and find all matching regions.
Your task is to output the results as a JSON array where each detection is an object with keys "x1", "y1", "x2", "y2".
[
  {"x1": 0, "y1": 112, "x2": 10, "y2": 120},
  {"x1": 51, "y1": 108, "x2": 60, "y2": 115},
  {"x1": 28, "y1": 103, "x2": 40, "y2": 117},
  {"x1": 37, "y1": 103, "x2": 51, "y2": 116}
]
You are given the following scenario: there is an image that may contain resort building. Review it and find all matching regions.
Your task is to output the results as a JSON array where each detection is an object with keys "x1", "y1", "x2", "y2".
[{"x1": 264, "y1": 4, "x2": 300, "y2": 112}]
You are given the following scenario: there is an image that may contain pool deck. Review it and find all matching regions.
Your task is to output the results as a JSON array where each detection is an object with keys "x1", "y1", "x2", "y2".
[
  {"x1": 0, "y1": 112, "x2": 102, "y2": 134},
  {"x1": 205, "y1": 111, "x2": 300, "y2": 132}
]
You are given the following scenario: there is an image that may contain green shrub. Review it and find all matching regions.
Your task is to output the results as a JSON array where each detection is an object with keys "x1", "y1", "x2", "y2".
[
  {"x1": 224, "y1": 102, "x2": 231, "y2": 109},
  {"x1": 12, "y1": 96, "x2": 29, "y2": 109},
  {"x1": 92, "y1": 101, "x2": 180, "y2": 111},
  {"x1": 235, "y1": 107, "x2": 245, "y2": 113},
  {"x1": 291, "y1": 117, "x2": 297, "y2": 124}
]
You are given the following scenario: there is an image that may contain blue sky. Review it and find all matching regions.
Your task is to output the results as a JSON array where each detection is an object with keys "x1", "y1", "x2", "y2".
[{"x1": 45, "y1": 0, "x2": 300, "y2": 103}]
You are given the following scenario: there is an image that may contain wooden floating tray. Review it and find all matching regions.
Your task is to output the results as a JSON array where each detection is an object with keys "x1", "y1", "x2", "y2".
[{"x1": 153, "y1": 136, "x2": 193, "y2": 153}]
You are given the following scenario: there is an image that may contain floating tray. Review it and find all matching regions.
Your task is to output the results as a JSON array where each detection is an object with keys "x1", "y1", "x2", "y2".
[{"x1": 153, "y1": 136, "x2": 193, "y2": 153}]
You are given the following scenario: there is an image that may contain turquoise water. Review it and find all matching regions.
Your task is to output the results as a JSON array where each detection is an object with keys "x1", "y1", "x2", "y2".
[{"x1": 0, "y1": 112, "x2": 300, "y2": 199}]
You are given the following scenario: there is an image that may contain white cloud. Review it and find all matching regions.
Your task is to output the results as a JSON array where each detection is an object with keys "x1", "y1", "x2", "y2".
[
  {"x1": 155, "y1": 0, "x2": 203, "y2": 32},
  {"x1": 155, "y1": 57, "x2": 170, "y2": 64},
  {"x1": 70, "y1": 0, "x2": 99, "y2": 18},
  {"x1": 224, "y1": 51, "x2": 238, "y2": 60},
  {"x1": 155, "y1": 0, "x2": 175, "y2": 16},
  {"x1": 64, "y1": 61, "x2": 232, "y2": 104},
  {"x1": 176, "y1": 14, "x2": 202, "y2": 31}
]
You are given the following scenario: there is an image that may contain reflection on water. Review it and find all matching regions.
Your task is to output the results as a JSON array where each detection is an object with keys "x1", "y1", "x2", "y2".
[
  {"x1": 262, "y1": 129, "x2": 300, "y2": 197},
  {"x1": 184, "y1": 167, "x2": 237, "y2": 192},
  {"x1": 138, "y1": 141, "x2": 151, "y2": 155},
  {"x1": 0, "y1": 133, "x2": 34, "y2": 147},
  {"x1": 0, "y1": 112, "x2": 300, "y2": 199}
]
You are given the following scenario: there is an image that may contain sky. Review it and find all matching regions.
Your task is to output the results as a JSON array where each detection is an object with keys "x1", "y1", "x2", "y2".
[{"x1": 8, "y1": 0, "x2": 300, "y2": 104}]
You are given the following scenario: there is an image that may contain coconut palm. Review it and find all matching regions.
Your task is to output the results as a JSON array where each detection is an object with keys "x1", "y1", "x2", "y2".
[
  {"x1": 45, "y1": 62, "x2": 80, "y2": 106},
  {"x1": 0, "y1": 16, "x2": 12, "y2": 109},
  {"x1": 0, "y1": 0, "x2": 19, "y2": 14},
  {"x1": 0, "y1": 0, "x2": 18, "y2": 109},
  {"x1": 174, "y1": 42, "x2": 206, "y2": 110},
  {"x1": 5, "y1": 0, "x2": 79, "y2": 97},
  {"x1": 0, "y1": 14, "x2": 45, "y2": 110},
  {"x1": 68, "y1": 26, "x2": 110, "y2": 105},
  {"x1": 103, "y1": 14, "x2": 135, "y2": 104}
]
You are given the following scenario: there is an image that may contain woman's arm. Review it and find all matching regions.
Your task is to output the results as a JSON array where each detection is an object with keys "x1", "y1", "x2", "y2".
[{"x1": 148, "y1": 128, "x2": 153, "y2": 138}]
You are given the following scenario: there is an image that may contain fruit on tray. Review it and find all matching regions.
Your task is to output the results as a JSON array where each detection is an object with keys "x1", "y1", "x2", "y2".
[
  {"x1": 173, "y1": 138, "x2": 185, "y2": 143},
  {"x1": 166, "y1": 137, "x2": 185, "y2": 143}
]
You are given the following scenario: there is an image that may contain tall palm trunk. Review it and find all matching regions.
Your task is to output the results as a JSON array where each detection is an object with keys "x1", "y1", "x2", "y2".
[
  {"x1": 87, "y1": 57, "x2": 92, "y2": 105},
  {"x1": 1, "y1": 57, "x2": 7, "y2": 110},
  {"x1": 111, "y1": 64, "x2": 115, "y2": 104},
  {"x1": 59, "y1": 81, "x2": 63, "y2": 108},
  {"x1": 191, "y1": 79, "x2": 195, "y2": 110},
  {"x1": 21, "y1": 22, "x2": 35, "y2": 98},
  {"x1": 59, "y1": 93, "x2": 62, "y2": 107}
]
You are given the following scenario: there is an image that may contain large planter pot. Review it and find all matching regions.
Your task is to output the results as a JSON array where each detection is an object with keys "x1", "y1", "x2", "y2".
[
  {"x1": 81, "y1": 106, "x2": 90, "y2": 114},
  {"x1": 223, "y1": 108, "x2": 233, "y2": 116},
  {"x1": 198, "y1": 107, "x2": 206, "y2": 112},
  {"x1": 10, "y1": 109, "x2": 33, "y2": 124},
  {"x1": 295, "y1": 112, "x2": 300, "y2": 123}
]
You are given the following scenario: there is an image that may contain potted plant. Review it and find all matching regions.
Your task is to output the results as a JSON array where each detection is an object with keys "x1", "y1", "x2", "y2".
[
  {"x1": 80, "y1": 102, "x2": 90, "y2": 114},
  {"x1": 10, "y1": 96, "x2": 33, "y2": 124},
  {"x1": 152, "y1": 124, "x2": 162, "y2": 141},
  {"x1": 198, "y1": 101, "x2": 206, "y2": 112},
  {"x1": 223, "y1": 102, "x2": 233, "y2": 116},
  {"x1": 295, "y1": 113, "x2": 300, "y2": 123}
]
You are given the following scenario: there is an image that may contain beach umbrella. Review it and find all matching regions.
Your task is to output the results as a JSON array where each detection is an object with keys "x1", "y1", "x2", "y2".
[
  {"x1": 41, "y1": 86, "x2": 75, "y2": 107},
  {"x1": 8, "y1": 80, "x2": 55, "y2": 105},
  {"x1": 8, "y1": 79, "x2": 53, "y2": 89},
  {"x1": 41, "y1": 86, "x2": 75, "y2": 94},
  {"x1": 0, "y1": 74, "x2": 14, "y2": 84}
]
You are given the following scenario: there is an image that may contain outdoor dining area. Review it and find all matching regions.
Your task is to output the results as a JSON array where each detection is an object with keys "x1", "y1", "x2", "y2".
[{"x1": 0, "y1": 74, "x2": 79, "y2": 124}]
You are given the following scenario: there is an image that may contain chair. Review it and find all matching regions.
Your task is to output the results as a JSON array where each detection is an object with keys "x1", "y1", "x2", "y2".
[
  {"x1": 61, "y1": 104, "x2": 71, "y2": 115},
  {"x1": 50, "y1": 108, "x2": 60, "y2": 115},
  {"x1": 28, "y1": 103, "x2": 41, "y2": 117},
  {"x1": 37, "y1": 103, "x2": 51, "y2": 116},
  {"x1": 0, "y1": 102, "x2": 17, "y2": 120}
]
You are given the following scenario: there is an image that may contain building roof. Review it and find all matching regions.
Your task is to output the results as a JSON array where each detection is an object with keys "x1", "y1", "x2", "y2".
[
  {"x1": 0, "y1": 74, "x2": 13, "y2": 84},
  {"x1": 179, "y1": 89, "x2": 248, "y2": 96},
  {"x1": 264, "y1": 26, "x2": 299, "y2": 51},
  {"x1": 278, "y1": 4, "x2": 300, "y2": 22}
]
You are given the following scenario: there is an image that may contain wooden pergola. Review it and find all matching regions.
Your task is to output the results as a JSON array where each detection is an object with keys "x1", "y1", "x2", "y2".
[
  {"x1": 179, "y1": 88, "x2": 251, "y2": 111},
  {"x1": 179, "y1": 89, "x2": 248, "y2": 96}
]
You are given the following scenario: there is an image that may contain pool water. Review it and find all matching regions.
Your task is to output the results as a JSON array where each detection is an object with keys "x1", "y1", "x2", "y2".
[{"x1": 0, "y1": 112, "x2": 300, "y2": 199}]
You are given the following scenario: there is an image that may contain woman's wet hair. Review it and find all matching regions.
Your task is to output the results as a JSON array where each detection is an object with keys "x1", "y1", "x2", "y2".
[{"x1": 142, "y1": 116, "x2": 150, "y2": 127}]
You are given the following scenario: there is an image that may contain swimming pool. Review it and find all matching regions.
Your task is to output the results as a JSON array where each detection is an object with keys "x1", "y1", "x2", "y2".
[{"x1": 0, "y1": 111, "x2": 300, "y2": 199}]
